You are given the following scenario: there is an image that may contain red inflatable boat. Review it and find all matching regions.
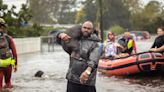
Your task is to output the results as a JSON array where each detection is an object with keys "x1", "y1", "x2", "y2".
[{"x1": 98, "y1": 52, "x2": 164, "y2": 76}]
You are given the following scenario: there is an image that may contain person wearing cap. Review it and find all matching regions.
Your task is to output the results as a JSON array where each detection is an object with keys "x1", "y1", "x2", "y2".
[{"x1": 0, "y1": 18, "x2": 17, "y2": 89}]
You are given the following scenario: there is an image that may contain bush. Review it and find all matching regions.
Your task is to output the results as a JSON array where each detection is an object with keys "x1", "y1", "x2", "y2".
[
  {"x1": 6, "y1": 23, "x2": 67, "y2": 38},
  {"x1": 108, "y1": 25, "x2": 125, "y2": 35},
  {"x1": 6, "y1": 23, "x2": 54, "y2": 38}
]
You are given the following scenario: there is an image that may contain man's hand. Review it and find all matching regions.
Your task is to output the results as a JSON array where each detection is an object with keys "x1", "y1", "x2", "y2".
[
  {"x1": 58, "y1": 33, "x2": 71, "y2": 41},
  {"x1": 79, "y1": 67, "x2": 92, "y2": 84},
  {"x1": 150, "y1": 45, "x2": 164, "y2": 52},
  {"x1": 80, "y1": 71, "x2": 90, "y2": 84},
  {"x1": 13, "y1": 67, "x2": 17, "y2": 72},
  {"x1": 116, "y1": 43, "x2": 124, "y2": 49}
]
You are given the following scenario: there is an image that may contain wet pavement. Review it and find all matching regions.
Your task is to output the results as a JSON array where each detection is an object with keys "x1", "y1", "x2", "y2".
[{"x1": 2, "y1": 36, "x2": 164, "y2": 92}]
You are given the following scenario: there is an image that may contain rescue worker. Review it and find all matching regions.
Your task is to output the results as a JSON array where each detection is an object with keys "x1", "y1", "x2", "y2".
[
  {"x1": 55, "y1": 21, "x2": 100, "y2": 92},
  {"x1": 117, "y1": 31, "x2": 137, "y2": 55},
  {"x1": 0, "y1": 18, "x2": 17, "y2": 89}
]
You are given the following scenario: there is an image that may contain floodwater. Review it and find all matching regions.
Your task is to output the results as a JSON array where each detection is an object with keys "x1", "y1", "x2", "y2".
[{"x1": 2, "y1": 36, "x2": 164, "y2": 92}]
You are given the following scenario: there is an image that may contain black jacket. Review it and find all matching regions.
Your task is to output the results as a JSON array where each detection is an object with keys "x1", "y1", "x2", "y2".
[
  {"x1": 118, "y1": 37, "x2": 133, "y2": 54},
  {"x1": 151, "y1": 35, "x2": 164, "y2": 53}
]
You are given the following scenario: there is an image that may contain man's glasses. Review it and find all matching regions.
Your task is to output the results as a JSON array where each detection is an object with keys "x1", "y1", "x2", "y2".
[{"x1": 83, "y1": 26, "x2": 92, "y2": 30}]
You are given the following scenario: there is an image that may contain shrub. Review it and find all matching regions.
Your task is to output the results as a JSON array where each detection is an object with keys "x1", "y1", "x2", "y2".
[{"x1": 108, "y1": 25, "x2": 125, "y2": 35}]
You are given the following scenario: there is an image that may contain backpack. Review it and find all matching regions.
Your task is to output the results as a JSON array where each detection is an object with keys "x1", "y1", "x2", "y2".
[{"x1": 0, "y1": 33, "x2": 12, "y2": 59}]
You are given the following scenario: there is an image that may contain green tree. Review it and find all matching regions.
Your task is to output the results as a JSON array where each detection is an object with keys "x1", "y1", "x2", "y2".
[
  {"x1": 75, "y1": 8, "x2": 85, "y2": 23},
  {"x1": 0, "y1": 0, "x2": 8, "y2": 15},
  {"x1": 0, "y1": 0, "x2": 44, "y2": 37},
  {"x1": 130, "y1": 1, "x2": 163, "y2": 33},
  {"x1": 122, "y1": 0, "x2": 142, "y2": 14},
  {"x1": 122, "y1": 0, "x2": 143, "y2": 30},
  {"x1": 102, "y1": 0, "x2": 130, "y2": 29},
  {"x1": 77, "y1": 0, "x2": 130, "y2": 30},
  {"x1": 29, "y1": 0, "x2": 77, "y2": 24},
  {"x1": 144, "y1": 17, "x2": 164, "y2": 33},
  {"x1": 17, "y1": 4, "x2": 32, "y2": 26}
]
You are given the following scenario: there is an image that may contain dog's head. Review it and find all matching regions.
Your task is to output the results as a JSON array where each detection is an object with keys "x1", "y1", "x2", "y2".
[{"x1": 35, "y1": 70, "x2": 44, "y2": 77}]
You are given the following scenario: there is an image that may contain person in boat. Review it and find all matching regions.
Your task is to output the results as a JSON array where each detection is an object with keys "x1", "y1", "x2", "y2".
[
  {"x1": 0, "y1": 18, "x2": 17, "y2": 89},
  {"x1": 101, "y1": 31, "x2": 120, "y2": 59},
  {"x1": 117, "y1": 31, "x2": 137, "y2": 56},
  {"x1": 149, "y1": 27, "x2": 164, "y2": 54},
  {"x1": 55, "y1": 21, "x2": 100, "y2": 92}
]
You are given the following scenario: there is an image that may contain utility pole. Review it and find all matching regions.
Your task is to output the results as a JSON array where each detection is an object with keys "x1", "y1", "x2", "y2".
[{"x1": 99, "y1": 0, "x2": 103, "y2": 42}]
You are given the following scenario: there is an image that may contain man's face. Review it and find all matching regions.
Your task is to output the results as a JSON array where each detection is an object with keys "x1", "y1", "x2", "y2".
[{"x1": 81, "y1": 22, "x2": 93, "y2": 37}]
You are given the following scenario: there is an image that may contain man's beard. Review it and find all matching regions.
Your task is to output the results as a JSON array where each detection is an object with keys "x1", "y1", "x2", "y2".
[{"x1": 82, "y1": 31, "x2": 91, "y2": 37}]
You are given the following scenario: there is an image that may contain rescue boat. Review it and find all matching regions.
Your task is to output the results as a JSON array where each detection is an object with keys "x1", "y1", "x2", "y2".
[{"x1": 98, "y1": 52, "x2": 164, "y2": 76}]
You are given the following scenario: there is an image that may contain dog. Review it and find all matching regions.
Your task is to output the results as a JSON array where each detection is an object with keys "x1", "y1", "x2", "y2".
[
  {"x1": 34, "y1": 70, "x2": 44, "y2": 77},
  {"x1": 34, "y1": 70, "x2": 49, "y2": 79}
]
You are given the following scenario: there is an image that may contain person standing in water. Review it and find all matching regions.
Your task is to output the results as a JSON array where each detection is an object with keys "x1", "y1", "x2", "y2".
[
  {"x1": 0, "y1": 18, "x2": 17, "y2": 89},
  {"x1": 55, "y1": 21, "x2": 100, "y2": 92}
]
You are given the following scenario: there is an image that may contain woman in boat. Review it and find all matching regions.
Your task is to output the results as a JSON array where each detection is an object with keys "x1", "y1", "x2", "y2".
[
  {"x1": 101, "y1": 32, "x2": 120, "y2": 59},
  {"x1": 150, "y1": 27, "x2": 164, "y2": 54}
]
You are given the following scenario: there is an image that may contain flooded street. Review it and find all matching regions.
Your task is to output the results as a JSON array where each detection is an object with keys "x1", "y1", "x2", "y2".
[
  {"x1": 2, "y1": 0, "x2": 164, "y2": 91},
  {"x1": 4, "y1": 36, "x2": 164, "y2": 92},
  {"x1": 12, "y1": 50, "x2": 69, "y2": 92}
]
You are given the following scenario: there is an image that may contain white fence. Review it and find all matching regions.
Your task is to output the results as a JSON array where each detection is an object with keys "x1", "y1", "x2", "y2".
[
  {"x1": 13, "y1": 36, "x2": 155, "y2": 55},
  {"x1": 14, "y1": 37, "x2": 41, "y2": 54}
]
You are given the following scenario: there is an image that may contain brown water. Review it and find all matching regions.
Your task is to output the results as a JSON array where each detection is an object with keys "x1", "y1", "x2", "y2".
[{"x1": 2, "y1": 36, "x2": 164, "y2": 92}]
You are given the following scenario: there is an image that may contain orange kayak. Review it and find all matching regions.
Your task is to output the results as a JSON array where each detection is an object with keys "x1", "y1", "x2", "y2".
[{"x1": 98, "y1": 52, "x2": 164, "y2": 76}]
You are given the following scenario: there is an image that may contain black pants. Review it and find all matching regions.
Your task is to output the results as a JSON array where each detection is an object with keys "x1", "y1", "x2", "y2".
[{"x1": 66, "y1": 81, "x2": 96, "y2": 92}]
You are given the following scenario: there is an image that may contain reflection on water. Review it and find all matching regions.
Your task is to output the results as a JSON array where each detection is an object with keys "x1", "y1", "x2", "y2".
[{"x1": 5, "y1": 36, "x2": 164, "y2": 92}]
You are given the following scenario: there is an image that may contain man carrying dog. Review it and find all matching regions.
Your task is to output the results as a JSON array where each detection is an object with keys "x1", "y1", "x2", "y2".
[{"x1": 55, "y1": 21, "x2": 101, "y2": 92}]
